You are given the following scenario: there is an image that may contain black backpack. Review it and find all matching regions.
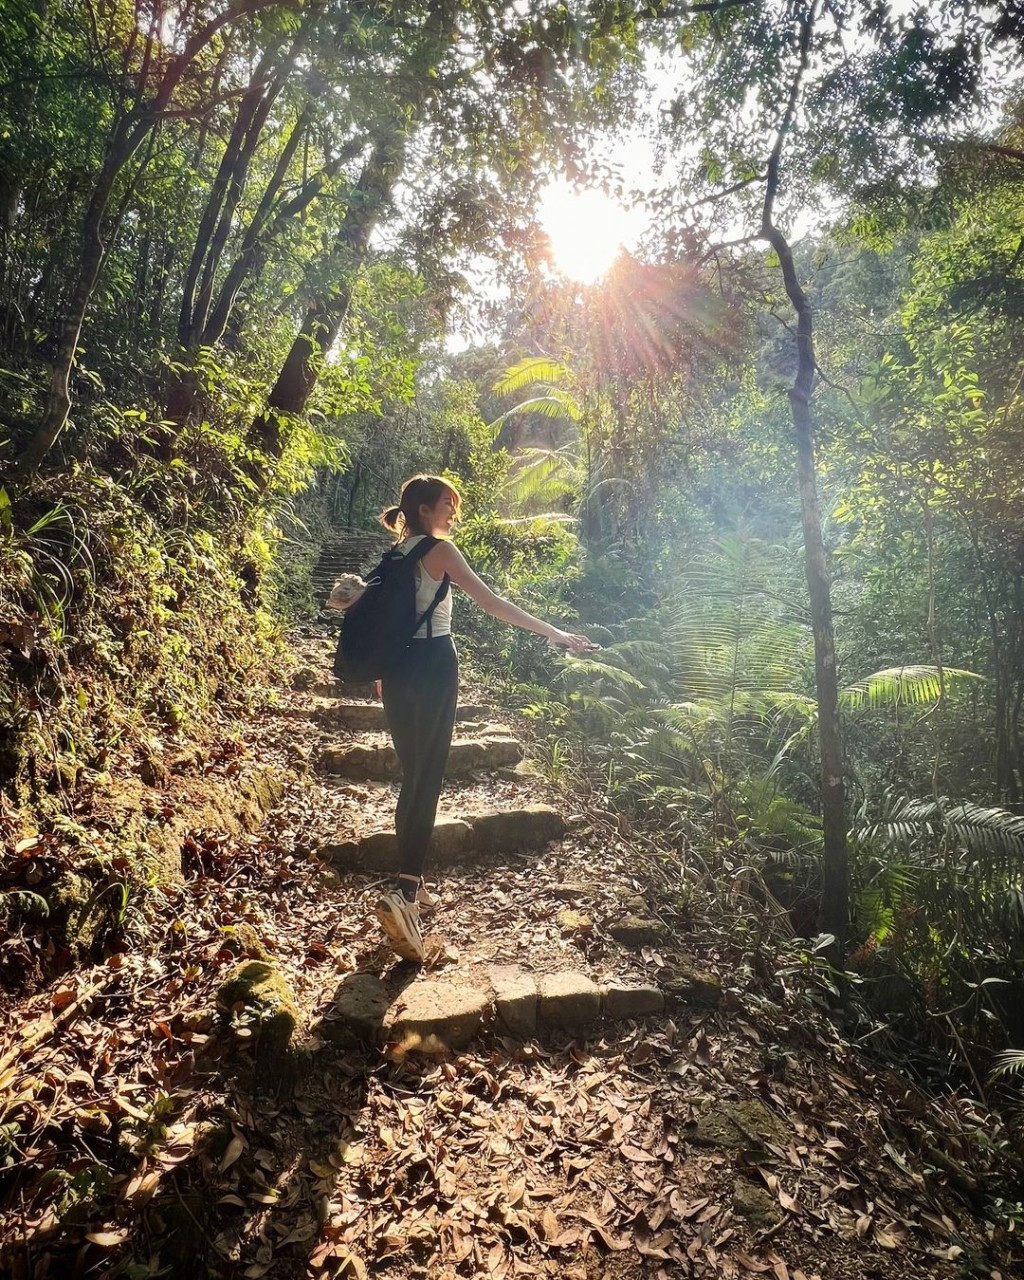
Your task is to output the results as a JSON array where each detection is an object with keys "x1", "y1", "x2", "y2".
[{"x1": 332, "y1": 536, "x2": 450, "y2": 683}]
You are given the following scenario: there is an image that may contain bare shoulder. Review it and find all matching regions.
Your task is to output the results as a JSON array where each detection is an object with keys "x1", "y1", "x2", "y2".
[
  {"x1": 422, "y1": 538, "x2": 467, "y2": 577},
  {"x1": 423, "y1": 539, "x2": 480, "y2": 588}
]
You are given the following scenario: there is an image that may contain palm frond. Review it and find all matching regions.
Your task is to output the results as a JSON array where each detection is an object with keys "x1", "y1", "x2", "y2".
[
  {"x1": 490, "y1": 391, "x2": 583, "y2": 426},
  {"x1": 501, "y1": 448, "x2": 580, "y2": 512},
  {"x1": 989, "y1": 1049, "x2": 1024, "y2": 1081},
  {"x1": 493, "y1": 357, "x2": 571, "y2": 397},
  {"x1": 657, "y1": 537, "x2": 812, "y2": 704},
  {"x1": 841, "y1": 665, "x2": 981, "y2": 711},
  {"x1": 855, "y1": 795, "x2": 1024, "y2": 864}
]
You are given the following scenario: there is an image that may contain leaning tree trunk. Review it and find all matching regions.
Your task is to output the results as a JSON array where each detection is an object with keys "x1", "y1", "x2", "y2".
[
  {"x1": 761, "y1": 214, "x2": 849, "y2": 950},
  {"x1": 248, "y1": 131, "x2": 405, "y2": 466}
]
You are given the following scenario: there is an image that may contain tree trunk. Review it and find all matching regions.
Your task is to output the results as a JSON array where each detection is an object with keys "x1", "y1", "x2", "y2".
[
  {"x1": 163, "y1": 110, "x2": 333, "y2": 426},
  {"x1": 201, "y1": 131, "x2": 363, "y2": 352},
  {"x1": 177, "y1": 43, "x2": 285, "y2": 350},
  {"x1": 346, "y1": 459, "x2": 362, "y2": 528},
  {"x1": 13, "y1": 127, "x2": 134, "y2": 477},
  {"x1": 755, "y1": 1, "x2": 847, "y2": 953},
  {"x1": 248, "y1": 131, "x2": 405, "y2": 464}
]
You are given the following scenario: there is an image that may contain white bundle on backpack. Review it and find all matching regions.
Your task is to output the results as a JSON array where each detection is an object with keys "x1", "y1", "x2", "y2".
[{"x1": 327, "y1": 573, "x2": 368, "y2": 611}]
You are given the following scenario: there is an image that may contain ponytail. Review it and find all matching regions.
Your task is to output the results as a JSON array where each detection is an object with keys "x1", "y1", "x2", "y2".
[{"x1": 378, "y1": 475, "x2": 461, "y2": 540}]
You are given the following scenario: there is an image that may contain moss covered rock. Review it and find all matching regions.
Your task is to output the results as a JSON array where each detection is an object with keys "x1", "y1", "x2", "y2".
[
  {"x1": 661, "y1": 960, "x2": 722, "y2": 1009},
  {"x1": 687, "y1": 1099, "x2": 789, "y2": 1152},
  {"x1": 216, "y1": 960, "x2": 299, "y2": 1059},
  {"x1": 609, "y1": 914, "x2": 671, "y2": 949}
]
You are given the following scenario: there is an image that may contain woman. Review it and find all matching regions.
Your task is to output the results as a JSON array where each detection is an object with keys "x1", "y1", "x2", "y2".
[{"x1": 374, "y1": 474, "x2": 597, "y2": 962}]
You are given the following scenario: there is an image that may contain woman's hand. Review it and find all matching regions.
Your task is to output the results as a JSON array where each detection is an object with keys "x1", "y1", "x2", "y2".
[{"x1": 548, "y1": 629, "x2": 601, "y2": 653}]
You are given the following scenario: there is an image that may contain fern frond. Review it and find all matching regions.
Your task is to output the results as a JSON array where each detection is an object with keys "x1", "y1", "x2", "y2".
[
  {"x1": 493, "y1": 513, "x2": 578, "y2": 528},
  {"x1": 761, "y1": 691, "x2": 818, "y2": 718},
  {"x1": 740, "y1": 775, "x2": 821, "y2": 846},
  {"x1": 655, "y1": 701, "x2": 724, "y2": 730},
  {"x1": 558, "y1": 655, "x2": 647, "y2": 689}
]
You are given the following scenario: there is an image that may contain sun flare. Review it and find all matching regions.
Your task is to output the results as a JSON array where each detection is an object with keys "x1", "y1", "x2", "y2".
[{"x1": 539, "y1": 184, "x2": 637, "y2": 284}]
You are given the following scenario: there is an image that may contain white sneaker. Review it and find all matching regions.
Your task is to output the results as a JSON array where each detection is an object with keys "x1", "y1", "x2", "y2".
[
  {"x1": 416, "y1": 879, "x2": 440, "y2": 911},
  {"x1": 375, "y1": 890, "x2": 425, "y2": 962}
]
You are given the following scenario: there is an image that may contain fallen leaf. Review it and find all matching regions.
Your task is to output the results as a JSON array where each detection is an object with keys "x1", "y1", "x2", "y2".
[
  {"x1": 85, "y1": 1229, "x2": 128, "y2": 1246},
  {"x1": 112, "y1": 1095, "x2": 150, "y2": 1122},
  {"x1": 875, "y1": 1223, "x2": 907, "y2": 1250},
  {"x1": 539, "y1": 1207, "x2": 560, "y2": 1241},
  {"x1": 734, "y1": 1254, "x2": 772, "y2": 1273},
  {"x1": 620, "y1": 1143, "x2": 658, "y2": 1163},
  {"x1": 122, "y1": 1169, "x2": 161, "y2": 1203},
  {"x1": 219, "y1": 1134, "x2": 246, "y2": 1172},
  {"x1": 777, "y1": 1188, "x2": 800, "y2": 1214},
  {"x1": 572, "y1": 1212, "x2": 630, "y2": 1251}
]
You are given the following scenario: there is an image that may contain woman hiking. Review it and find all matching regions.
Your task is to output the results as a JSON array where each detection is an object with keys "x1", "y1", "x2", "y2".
[{"x1": 371, "y1": 474, "x2": 597, "y2": 963}]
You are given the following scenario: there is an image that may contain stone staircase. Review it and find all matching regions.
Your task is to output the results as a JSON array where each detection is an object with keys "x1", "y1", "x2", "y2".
[
  {"x1": 312, "y1": 693, "x2": 702, "y2": 1055},
  {"x1": 310, "y1": 528, "x2": 392, "y2": 609}
]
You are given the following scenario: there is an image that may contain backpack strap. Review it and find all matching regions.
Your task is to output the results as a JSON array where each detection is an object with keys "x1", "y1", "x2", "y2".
[
  {"x1": 400, "y1": 535, "x2": 438, "y2": 567},
  {"x1": 416, "y1": 574, "x2": 451, "y2": 639},
  {"x1": 402, "y1": 536, "x2": 451, "y2": 640}
]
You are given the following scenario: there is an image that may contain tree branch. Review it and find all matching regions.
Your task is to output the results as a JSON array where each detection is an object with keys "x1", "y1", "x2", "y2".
[
  {"x1": 761, "y1": 4, "x2": 816, "y2": 235},
  {"x1": 978, "y1": 142, "x2": 1024, "y2": 165},
  {"x1": 683, "y1": 171, "x2": 767, "y2": 213}
]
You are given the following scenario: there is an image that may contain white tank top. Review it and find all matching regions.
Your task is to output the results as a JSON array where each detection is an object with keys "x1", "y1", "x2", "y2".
[{"x1": 400, "y1": 536, "x2": 452, "y2": 638}]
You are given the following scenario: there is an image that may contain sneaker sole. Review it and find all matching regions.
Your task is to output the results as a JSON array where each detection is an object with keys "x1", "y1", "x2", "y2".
[{"x1": 375, "y1": 899, "x2": 424, "y2": 962}]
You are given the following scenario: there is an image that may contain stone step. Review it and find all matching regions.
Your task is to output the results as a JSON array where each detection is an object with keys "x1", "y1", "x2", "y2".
[
  {"x1": 313, "y1": 701, "x2": 492, "y2": 733},
  {"x1": 319, "y1": 733, "x2": 522, "y2": 781},
  {"x1": 322, "y1": 805, "x2": 566, "y2": 870},
  {"x1": 310, "y1": 531, "x2": 392, "y2": 600},
  {"x1": 311, "y1": 680, "x2": 376, "y2": 700},
  {"x1": 324, "y1": 964, "x2": 666, "y2": 1052}
]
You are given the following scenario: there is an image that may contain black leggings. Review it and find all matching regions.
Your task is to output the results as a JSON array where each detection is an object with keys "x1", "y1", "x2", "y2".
[{"x1": 381, "y1": 636, "x2": 458, "y2": 880}]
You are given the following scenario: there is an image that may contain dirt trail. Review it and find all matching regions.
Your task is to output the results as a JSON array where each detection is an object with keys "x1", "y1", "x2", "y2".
[{"x1": 1, "y1": 627, "x2": 1020, "y2": 1280}]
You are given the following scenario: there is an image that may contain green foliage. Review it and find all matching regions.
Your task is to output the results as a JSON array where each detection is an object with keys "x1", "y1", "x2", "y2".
[
  {"x1": 454, "y1": 509, "x2": 583, "y2": 684},
  {"x1": 0, "y1": 465, "x2": 281, "y2": 807},
  {"x1": 492, "y1": 358, "x2": 575, "y2": 399},
  {"x1": 849, "y1": 789, "x2": 1024, "y2": 1049}
]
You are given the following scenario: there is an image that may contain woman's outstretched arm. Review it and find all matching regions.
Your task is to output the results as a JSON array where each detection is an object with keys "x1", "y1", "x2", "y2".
[{"x1": 428, "y1": 541, "x2": 598, "y2": 652}]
